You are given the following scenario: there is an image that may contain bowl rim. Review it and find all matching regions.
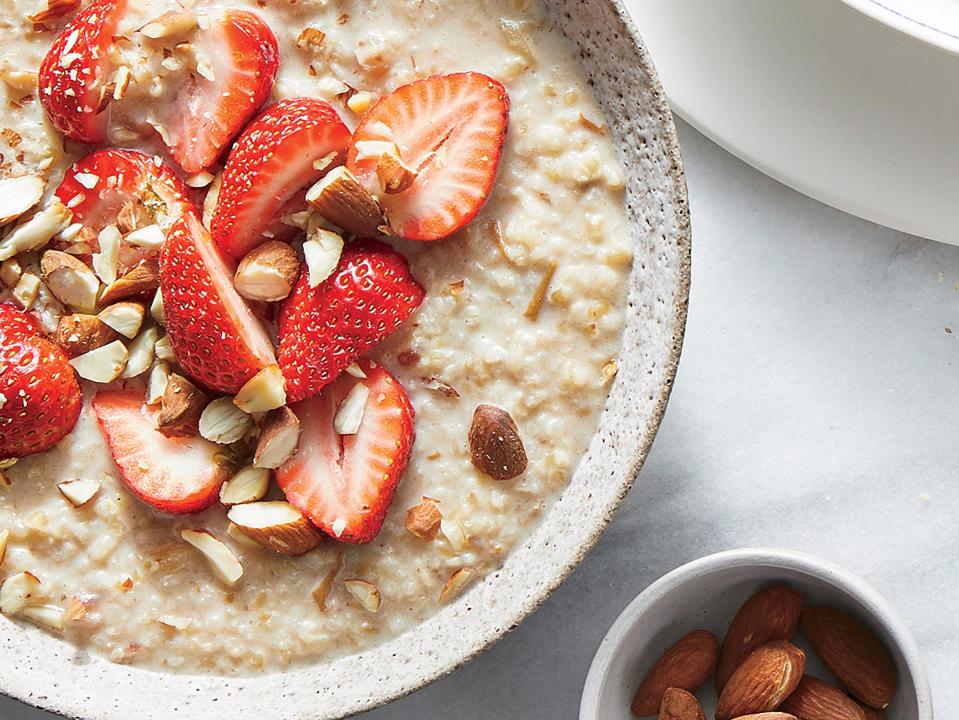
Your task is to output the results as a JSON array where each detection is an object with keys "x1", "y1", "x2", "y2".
[
  {"x1": 579, "y1": 547, "x2": 933, "y2": 720},
  {"x1": 840, "y1": 0, "x2": 959, "y2": 57}
]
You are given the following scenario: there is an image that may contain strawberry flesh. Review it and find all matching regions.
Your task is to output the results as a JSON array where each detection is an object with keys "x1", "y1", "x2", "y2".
[
  {"x1": 38, "y1": 0, "x2": 126, "y2": 144},
  {"x1": 160, "y1": 212, "x2": 276, "y2": 393},
  {"x1": 0, "y1": 304, "x2": 81, "y2": 459},
  {"x1": 277, "y1": 239, "x2": 424, "y2": 403},
  {"x1": 211, "y1": 97, "x2": 350, "y2": 257},
  {"x1": 93, "y1": 390, "x2": 228, "y2": 513},
  {"x1": 347, "y1": 72, "x2": 509, "y2": 241},
  {"x1": 277, "y1": 359, "x2": 414, "y2": 543},
  {"x1": 161, "y1": 9, "x2": 279, "y2": 174}
]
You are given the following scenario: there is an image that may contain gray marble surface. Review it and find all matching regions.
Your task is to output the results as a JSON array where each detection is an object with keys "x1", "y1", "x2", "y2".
[{"x1": 5, "y1": 120, "x2": 954, "y2": 718}]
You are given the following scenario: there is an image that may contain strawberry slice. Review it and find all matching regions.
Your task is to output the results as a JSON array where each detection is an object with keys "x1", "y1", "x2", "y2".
[
  {"x1": 38, "y1": 0, "x2": 127, "y2": 144},
  {"x1": 161, "y1": 10, "x2": 279, "y2": 174},
  {"x1": 211, "y1": 97, "x2": 350, "y2": 257},
  {"x1": 347, "y1": 72, "x2": 509, "y2": 241},
  {"x1": 277, "y1": 240, "x2": 424, "y2": 403},
  {"x1": 277, "y1": 359, "x2": 414, "y2": 543},
  {"x1": 160, "y1": 213, "x2": 276, "y2": 393},
  {"x1": 55, "y1": 149, "x2": 195, "y2": 233},
  {"x1": 0, "y1": 304, "x2": 81, "y2": 459},
  {"x1": 93, "y1": 390, "x2": 229, "y2": 513}
]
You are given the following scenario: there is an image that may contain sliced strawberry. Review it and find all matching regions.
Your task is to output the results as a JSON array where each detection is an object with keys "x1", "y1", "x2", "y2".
[
  {"x1": 38, "y1": 0, "x2": 127, "y2": 144},
  {"x1": 277, "y1": 240, "x2": 424, "y2": 403},
  {"x1": 277, "y1": 359, "x2": 414, "y2": 543},
  {"x1": 55, "y1": 149, "x2": 195, "y2": 233},
  {"x1": 161, "y1": 10, "x2": 279, "y2": 174},
  {"x1": 347, "y1": 72, "x2": 509, "y2": 241},
  {"x1": 0, "y1": 304, "x2": 81, "y2": 459},
  {"x1": 160, "y1": 213, "x2": 275, "y2": 393},
  {"x1": 93, "y1": 390, "x2": 228, "y2": 513},
  {"x1": 211, "y1": 97, "x2": 350, "y2": 257}
]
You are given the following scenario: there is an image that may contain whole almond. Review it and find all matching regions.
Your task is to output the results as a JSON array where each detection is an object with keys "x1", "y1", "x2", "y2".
[
  {"x1": 468, "y1": 404, "x2": 528, "y2": 481},
  {"x1": 659, "y1": 687, "x2": 705, "y2": 720},
  {"x1": 779, "y1": 675, "x2": 866, "y2": 720},
  {"x1": 801, "y1": 607, "x2": 897, "y2": 709},
  {"x1": 715, "y1": 641, "x2": 806, "y2": 720},
  {"x1": 631, "y1": 629, "x2": 719, "y2": 717},
  {"x1": 716, "y1": 583, "x2": 804, "y2": 691},
  {"x1": 730, "y1": 715, "x2": 798, "y2": 720}
]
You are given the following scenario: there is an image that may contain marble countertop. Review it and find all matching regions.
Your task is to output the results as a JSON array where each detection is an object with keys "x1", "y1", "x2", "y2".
[{"x1": 5, "y1": 119, "x2": 953, "y2": 718}]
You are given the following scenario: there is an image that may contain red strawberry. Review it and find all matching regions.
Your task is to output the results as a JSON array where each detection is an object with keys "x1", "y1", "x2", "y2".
[
  {"x1": 277, "y1": 240, "x2": 424, "y2": 403},
  {"x1": 38, "y1": 0, "x2": 127, "y2": 144},
  {"x1": 347, "y1": 72, "x2": 509, "y2": 241},
  {"x1": 277, "y1": 359, "x2": 414, "y2": 543},
  {"x1": 161, "y1": 10, "x2": 279, "y2": 174},
  {"x1": 93, "y1": 390, "x2": 228, "y2": 513},
  {"x1": 160, "y1": 213, "x2": 276, "y2": 393},
  {"x1": 0, "y1": 304, "x2": 81, "y2": 459},
  {"x1": 211, "y1": 97, "x2": 350, "y2": 257},
  {"x1": 55, "y1": 149, "x2": 195, "y2": 233}
]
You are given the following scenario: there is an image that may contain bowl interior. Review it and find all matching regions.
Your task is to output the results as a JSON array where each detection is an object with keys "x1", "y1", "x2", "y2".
[{"x1": 581, "y1": 551, "x2": 930, "y2": 720}]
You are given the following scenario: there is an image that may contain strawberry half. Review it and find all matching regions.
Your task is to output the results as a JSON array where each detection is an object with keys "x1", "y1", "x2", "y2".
[
  {"x1": 93, "y1": 390, "x2": 228, "y2": 513},
  {"x1": 347, "y1": 72, "x2": 509, "y2": 241},
  {"x1": 277, "y1": 359, "x2": 414, "y2": 543},
  {"x1": 277, "y1": 240, "x2": 424, "y2": 403},
  {"x1": 0, "y1": 304, "x2": 81, "y2": 459},
  {"x1": 55, "y1": 149, "x2": 195, "y2": 232},
  {"x1": 161, "y1": 10, "x2": 279, "y2": 174},
  {"x1": 38, "y1": 0, "x2": 127, "y2": 144},
  {"x1": 211, "y1": 97, "x2": 350, "y2": 257},
  {"x1": 160, "y1": 213, "x2": 276, "y2": 393}
]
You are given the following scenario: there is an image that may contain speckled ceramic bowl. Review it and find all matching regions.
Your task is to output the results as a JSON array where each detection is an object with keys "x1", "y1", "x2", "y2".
[
  {"x1": 581, "y1": 549, "x2": 933, "y2": 720},
  {"x1": 3, "y1": 2, "x2": 690, "y2": 718}
]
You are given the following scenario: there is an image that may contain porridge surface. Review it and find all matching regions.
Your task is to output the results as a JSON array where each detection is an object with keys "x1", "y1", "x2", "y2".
[{"x1": 0, "y1": 0, "x2": 632, "y2": 673}]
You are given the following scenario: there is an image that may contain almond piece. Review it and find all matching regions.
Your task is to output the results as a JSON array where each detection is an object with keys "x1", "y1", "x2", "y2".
[
  {"x1": 57, "y1": 478, "x2": 101, "y2": 507},
  {"x1": 219, "y1": 466, "x2": 269, "y2": 506},
  {"x1": 0, "y1": 258, "x2": 22, "y2": 288},
  {"x1": 0, "y1": 175, "x2": 44, "y2": 226},
  {"x1": 716, "y1": 583, "x2": 804, "y2": 691},
  {"x1": 11, "y1": 273, "x2": 40, "y2": 310},
  {"x1": 92, "y1": 224, "x2": 121, "y2": 284},
  {"x1": 201, "y1": 172, "x2": 222, "y2": 230},
  {"x1": 253, "y1": 406, "x2": 301, "y2": 468},
  {"x1": 440, "y1": 516, "x2": 467, "y2": 552},
  {"x1": 468, "y1": 404, "x2": 528, "y2": 481},
  {"x1": 147, "y1": 360, "x2": 171, "y2": 404},
  {"x1": 227, "y1": 501, "x2": 323, "y2": 556},
  {"x1": 55, "y1": 314, "x2": 118, "y2": 357},
  {"x1": 29, "y1": 0, "x2": 81, "y2": 23},
  {"x1": 120, "y1": 325, "x2": 158, "y2": 378},
  {"x1": 312, "y1": 553, "x2": 344, "y2": 612},
  {"x1": 98, "y1": 258, "x2": 159, "y2": 306},
  {"x1": 98, "y1": 301, "x2": 145, "y2": 338},
  {"x1": 233, "y1": 364, "x2": 287, "y2": 413},
  {"x1": 139, "y1": 10, "x2": 198, "y2": 40},
  {"x1": 69, "y1": 340, "x2": 129, "y2": 383},
  {"x1": 0, "y1": 571, "x2": 41, "y2": 614},
  {"x1": 333, "y1": 380, "x2": 369, "y2": 435},
  {"x1": 0, "y1": 198, "x2": 70, "y2": 261},
  {"x1": 150, "y1": 288, "x2": 165, "y2": 327},
  {"x1": 779, "y1": 676, "x2": 866, "y2": 720},
  {"x1": 156, "y1": 373, "x2": 207, "y2": 438},
  {"x1": 345, "y1": 361, "x2": 367, "y2": 378},
  {"x1": 729, "y1": 714, "x2": 799, "y2": 720},
  {"x1": 344, "y1": 578, "x2": 381, "y2": 612},
  {"x1": 199, "y1": 397, "x2": 253, "y2": 444},
  {"x1": 21, "y1": 604, "x2": 65, "y2": 631},
  {"x1": 715, "y1": 641, "x2": 806, "y2": 720},
  {"x1": 180, "y1": 529, "x2": 243, "y2": 587},
  {"x1": 659, "y1": 687, "x2": 705, "y2": 720},
  {"x1": 41, "y1": 250, "x2": 100, "y2": 312},
  {"x1": 302, "y1": 228, "x2": 343, "y2": 287},
  {"x1": 154, "y1": 333, "x2": 175, "y2": 361},
  {"x1": 406, "y1": 500, "x2": 442, "y2": 540},
  {"x1": 632, "y1": 629, "x2": 720, "y2": 716},
  {"x1": 233, "y1": 240, "x2": 299, "y2": 302},
  {"x1": 305, "y1": 166, "x2": 385, "y2": 236},
  {"x1": 376, "y1": 147, "x2": 418, "y2": 194},
  {"x1": 800, "y1": 607, "x2": 897, "y2": 709},
  {"x1": 439, "y1": 566, "x2": 476, "y2": 603},
  {"x1": 0, "y1": 529, "x2": 8, "y2": 568}
]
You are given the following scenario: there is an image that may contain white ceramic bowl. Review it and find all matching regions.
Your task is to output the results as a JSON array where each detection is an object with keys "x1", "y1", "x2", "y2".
[
  {"x1": 580, "y1": 548, "x2": 933, "y2": 720},
  {"x1": 2, "y1": 2, "x2": 691, "y2": 719},
  {"x1": 841, "y1": 0, "x2": 959, "y2": 57}
]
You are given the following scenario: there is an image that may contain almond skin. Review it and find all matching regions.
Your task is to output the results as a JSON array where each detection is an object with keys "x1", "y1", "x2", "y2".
[
  {"x1": 715, "y1": 641, "x2": 806, "y2": 720},
  {"x1": 716, "y1": 583, "x2": 804, "y2": 691},
  {"x1": 659, "y1": 687, "x2": 705, "y2": 720},
  {"x1": 779, "y1": 676, "x2": 866, "y2": 720},
  {"x1": 631, "y1": 629, "x2": 720, "y2": 717},
  {"x1": 858, "y1": 706, "x2": 885, "y2": 720},
  {"x1": 468, "y1": 404, "x2": 528, "y2": 481},
  {"x1": 800, "y1": 607, "x2": 897, "y2": 710},
  {"x1": 55, "y1": 313, "x2": 118, "y2": 357}
]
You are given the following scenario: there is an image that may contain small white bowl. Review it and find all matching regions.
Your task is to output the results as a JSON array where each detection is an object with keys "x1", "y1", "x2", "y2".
[{"x1": 580, "y1": 548, "x2": 932, "y2": 720}]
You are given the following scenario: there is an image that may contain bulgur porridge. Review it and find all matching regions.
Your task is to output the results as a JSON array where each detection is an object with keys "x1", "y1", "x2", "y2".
[{"x1": 0, "y1": 0, "x2": 633, "y2": 674}]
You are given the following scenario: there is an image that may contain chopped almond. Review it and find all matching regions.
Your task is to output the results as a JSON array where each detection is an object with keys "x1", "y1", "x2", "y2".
[
  {"x1": 405, "y1": 500, "x2": 442, "y2": 540},
  {"x1": 227, "y1": 501, "x2": 323, "y2": 556},
  {"x1": 41, "y1": 250, "x2": 100, "y2": 312},
  {"x1": 344, "y1": 579, "x2": 381, "y2": 612},
  {"x1": 180, "y1": 529, "x2": 243, "y2": 587},
  {"x1": 305, "y1": 166, "x2": 385, "y2": 237},
  {"x1": 439, "y1": 567, "x2": 476, "y2": 603},
  {"x1": 97, "y1": 301, "x2": 145, "y2": 338},
  {"x1": 0, "y1": 175, "x2": 44, "y2": 226},
  {"x1": 157, "y1": 373, "x2": 207, "y2": 438},
  {"x1": 233, "y1": 240, "x2": 299, "y2": 302},
  {"x1": 69, "y1": 340, "x2": 128, "y2": 383},
  {"x1": 219, "y1": 466, "x2": 269, "y2": 506},
  {"x1": 524, "y1": 261, "x2": 558, "y2": 321},
  {"x1": 55, "y1": 314, "x2": 118, "y2": 357},
  {"x1": 233, "y1": 364, "x2": 287, "y2": 413},
  {"x1": 57, "y1": 478, "x2": 101, "y2": 507},
  {"x1": 98, "y1": 259, "x2": 159, "y2": 306},
  {"x1": 0, "y1": 199, "x2": 71, "y2": 261},
  {"x1": 253, "y1": 407, "x2": 301, "y2": 469}
]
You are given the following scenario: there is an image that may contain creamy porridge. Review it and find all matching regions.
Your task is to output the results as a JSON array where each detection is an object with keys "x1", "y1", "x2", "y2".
[{"x1": 0, "y1": 0, "x2": 632, "y2": 674}]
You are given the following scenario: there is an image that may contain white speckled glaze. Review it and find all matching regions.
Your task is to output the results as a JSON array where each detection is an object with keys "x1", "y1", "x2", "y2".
[
  {"x1": 0, "y1": 0, "x2": 690, "y2": 716},
  {"x1": 581, "y1": 549, "x2": 933, "y2": 720}
]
